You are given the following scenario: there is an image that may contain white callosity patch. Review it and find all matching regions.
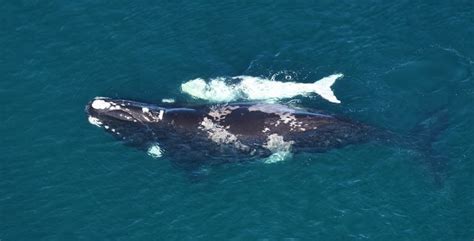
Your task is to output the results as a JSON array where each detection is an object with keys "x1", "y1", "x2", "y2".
[
  {"x1": 181, "y1": 73, "x2": 343, "y2": 103},
  {"x1": 200, "y1": 117, "x2": 249, "y2": 151},
  {"x1": 88, "y1": 116, "x2": 103, "y2": 127},
  {"x1": 109, "y1": 105, "x2": 122, "y2": 110},
  {"x1": 91, "y1": 99, "x2": 111, "y2": 110},
  {"x1": 262, "y1": 134, "x2": 294, "y2": 164},
  {"x1": 147, "y1": 143, "x2": 163, "y2": 158},
  {"x1": 144, "y1": 109, "x2": 164, "y2": 122},
  {"x1": 91, "y1": 98, "x2": 122, "y2": 111},
  {"x1": 120, "y1": 113, "x2": 133, "y2": 121},
  {"x1": 141, "y1": 107, "x2": 164, "y2": 122}
]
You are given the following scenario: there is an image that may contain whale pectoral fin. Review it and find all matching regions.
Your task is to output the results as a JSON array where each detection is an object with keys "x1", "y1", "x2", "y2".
[
  {"x1": 162, "y1": 145, "x2": 213, "y2": 180},
  {"x1": 184, "y1": 166, "x2": 213, "y2": 182},
  {"x1": 172, "y1": 160, "x2": 213, "y2": 182}
]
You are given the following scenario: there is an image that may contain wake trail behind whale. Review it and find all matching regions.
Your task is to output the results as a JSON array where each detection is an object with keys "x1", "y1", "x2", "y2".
[{"x1": 181, "y1": 73, "x2": 343, "y2": 103}]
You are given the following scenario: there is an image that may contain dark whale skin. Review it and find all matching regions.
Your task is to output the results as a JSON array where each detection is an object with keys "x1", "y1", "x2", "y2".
[{"x1": 86, "y1": 98, "x2": 376, "y2": 165}]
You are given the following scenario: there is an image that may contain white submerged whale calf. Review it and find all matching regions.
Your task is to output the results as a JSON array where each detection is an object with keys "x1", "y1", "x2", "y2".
[{"x1": 181, "y1": 73, "x2": 344, "y2": 104}]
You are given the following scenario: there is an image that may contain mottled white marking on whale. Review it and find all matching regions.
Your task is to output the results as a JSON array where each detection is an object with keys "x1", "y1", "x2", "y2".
[
  {"x1": 199, "y1": 117, "x2": 249, "y2": 151},
  {"x1": 279, "y1": 112, "x2": 297, "y2": 124},
  {"x1": 263, "y1": 134, "x2": 294, "y2": 153},
  {"x1": 208, "y1": 105, "x2": 238, "y2": 121},
  {"x1": 262, "y1": 134, "x2": 294, "y2": 163},
  {"x1": 249, "y1": 103, "x2": 304, "y2": 131},
  {"x1": 108, "y1": 105, "x2": 122, "y2": 111}
]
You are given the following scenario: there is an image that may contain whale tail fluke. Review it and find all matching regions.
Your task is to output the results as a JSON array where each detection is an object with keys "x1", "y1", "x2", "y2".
[
  {"x1": 375, "y1": 107, "x2": 450, "y2": 187},
  {"x1": 313, "y1": 73, "x2": 343, "y2": 104},
  {"x1": 411, "y1": 108, "x2": 450, "y2": 187}
]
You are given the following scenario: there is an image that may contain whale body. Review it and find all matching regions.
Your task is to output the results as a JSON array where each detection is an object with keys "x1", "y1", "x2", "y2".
[
  {"x1": 85, "y1": 97, "x2": 450, "y2": 185},
  {"x1": 86, "y1": 97, "x2": 376, "y2": 166}
]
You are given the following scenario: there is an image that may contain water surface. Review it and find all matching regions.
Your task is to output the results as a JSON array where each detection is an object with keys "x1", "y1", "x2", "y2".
[{"x1": 1, "y1": 1, "x2": 474, "y2": 240}]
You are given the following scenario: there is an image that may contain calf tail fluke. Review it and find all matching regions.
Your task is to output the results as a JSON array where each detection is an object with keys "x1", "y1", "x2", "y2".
[{"x1": 313, "y1": 73, "x2": 343, "y2": 104}]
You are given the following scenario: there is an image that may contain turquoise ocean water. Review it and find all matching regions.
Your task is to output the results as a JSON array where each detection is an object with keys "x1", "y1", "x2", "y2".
[{"x1": 1, "y1": 1, "x2": 474, "y2": 240}]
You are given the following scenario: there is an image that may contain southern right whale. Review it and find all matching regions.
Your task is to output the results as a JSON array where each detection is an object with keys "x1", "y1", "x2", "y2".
[
  {"x1": 85, "y1": 97, "x2": 448, "y2": 182},
  {"x1": 181, "y1": 73, "x2": 343, "y2": 103}
]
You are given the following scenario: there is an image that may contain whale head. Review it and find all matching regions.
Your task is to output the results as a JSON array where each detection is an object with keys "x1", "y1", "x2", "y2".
[
  {"x1": 86, "y1": 97, "x2": 166, "y2": 124},
  {"x1": 85, "y1": 97, "x2": 168, "y2": 143}
]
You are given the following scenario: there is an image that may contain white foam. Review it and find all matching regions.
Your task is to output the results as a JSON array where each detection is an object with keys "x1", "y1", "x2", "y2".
[
  {"x1": 263, "y1": 151, "x2": 293, "y2": 164},
  {"x1": 147, "y1": 143, "x2": 163, "y2": 158},
  {"x1": 91, "y1": 99, "x2": 111, "y2": 109},
  {"x1": 181, "y1": 73, "x2": 343, "y2": 103}
]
